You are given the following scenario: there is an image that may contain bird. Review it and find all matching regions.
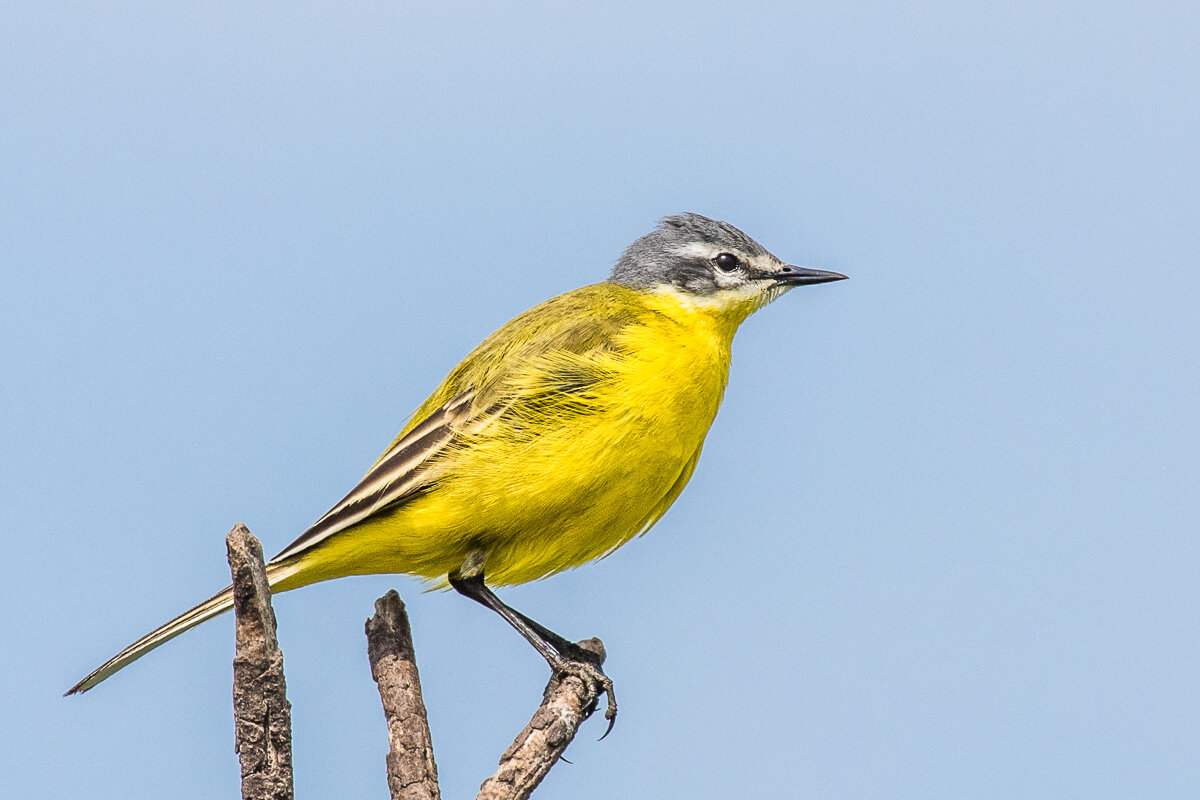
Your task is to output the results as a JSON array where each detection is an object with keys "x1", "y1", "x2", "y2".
[{"x1": 67, "y1": 212, "x2": 846, "y2": 707}]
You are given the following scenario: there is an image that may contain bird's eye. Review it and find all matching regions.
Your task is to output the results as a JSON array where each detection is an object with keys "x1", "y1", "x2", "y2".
[{"x1": 714, "y1": 253, "x2": 740, "y2": 272}]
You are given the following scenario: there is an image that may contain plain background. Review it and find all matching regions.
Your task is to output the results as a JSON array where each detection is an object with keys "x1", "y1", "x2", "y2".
[{"x1": 3, "y1": 2, "x2": 1198, "y2": 798}]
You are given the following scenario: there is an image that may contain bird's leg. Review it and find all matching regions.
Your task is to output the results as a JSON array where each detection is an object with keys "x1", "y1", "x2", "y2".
[
  {"x1": 447, "y1": 571, "x2": 584, "y2": 663},
  {"x1": 448, "y1": 555, "x2": 617, "y2": 734}
]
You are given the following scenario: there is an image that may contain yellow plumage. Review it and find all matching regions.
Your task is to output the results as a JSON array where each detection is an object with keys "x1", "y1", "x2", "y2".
[
  {"x1": 278, "y1": 282, "x2": 744, "y2": 589},
  {"x1": 67, "y1": 213, "x2": 845, "y2": 695}
]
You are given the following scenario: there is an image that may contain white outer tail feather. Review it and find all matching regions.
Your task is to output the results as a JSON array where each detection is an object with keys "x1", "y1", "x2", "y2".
[{"x1": 66, "y1": 561, "x2": 298, "y2": 695}]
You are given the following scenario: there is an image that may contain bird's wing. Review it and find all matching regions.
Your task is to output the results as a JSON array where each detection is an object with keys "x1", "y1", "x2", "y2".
[
  {"x1": 269, "y1": 388, "x2": 476, "y2": 564},
  {"x1": 269, "y1": 284, "x2": 642, "y2": 566}
]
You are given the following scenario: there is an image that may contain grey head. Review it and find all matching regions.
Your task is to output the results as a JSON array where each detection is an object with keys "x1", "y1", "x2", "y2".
[{"x1": 608, "y1": 213, "x2": 846, "y2": 298}]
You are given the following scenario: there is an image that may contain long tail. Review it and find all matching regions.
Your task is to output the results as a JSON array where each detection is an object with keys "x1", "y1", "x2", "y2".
[{"x1": 65, "y1": 561, "x2": 299, "y2": 695}]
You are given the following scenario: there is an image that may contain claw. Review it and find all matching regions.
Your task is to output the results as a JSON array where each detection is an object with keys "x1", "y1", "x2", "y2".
[
  {"x1": 549, "y1": 654, "x2": 618, "y2": 739},
  {"x1": 593, "y1": 671, "x2": 618, "y2": 740},
  {"x1": 598, "y1": 702, "x2": 617, "y2": 741}
]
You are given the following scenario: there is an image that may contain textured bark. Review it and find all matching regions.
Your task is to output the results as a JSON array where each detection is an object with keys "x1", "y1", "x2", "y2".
[
  {"x1": 366, "y1": 591, "x2": 608, "y2": 800},
  {"x1": 475, "y1": 639, "x2": 607, "y2": 800},
  {"x1": 228, "y1": 524, "x2": 294, "y2": 800},
  {"x1": 366, "y1": 590, "x2": 441, "y2": 800},
  {"x1": 222, "y1": 534, "x2": 608, "y2": 800}
]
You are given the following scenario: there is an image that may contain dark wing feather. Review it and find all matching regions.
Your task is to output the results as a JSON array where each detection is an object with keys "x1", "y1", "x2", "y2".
[
  {"x1": 268, "y1": 389, "x2": 475, "y2": 564},
  {"x1": 268, "y1": 284, "x2": 648, "y2": 566}
]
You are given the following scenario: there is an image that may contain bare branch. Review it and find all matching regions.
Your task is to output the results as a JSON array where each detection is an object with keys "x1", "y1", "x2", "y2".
[
  {"x1": 476, "y1": 639, "x2": 608, "y2": 800},
  {"x1": 228, "y1": 524, "x2": 293, "y2": 800},
  {"x1": 366, "y1": 590, "x2": 441, "y2": 800}
]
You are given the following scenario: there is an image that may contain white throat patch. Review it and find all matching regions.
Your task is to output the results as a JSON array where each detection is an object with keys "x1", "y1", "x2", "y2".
[{"x1": 652, "y1": 281, "x2": 793, "y2": 313}]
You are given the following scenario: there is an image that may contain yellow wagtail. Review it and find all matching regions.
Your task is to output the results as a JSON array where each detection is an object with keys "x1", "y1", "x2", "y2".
[{"x1": 67, "y1": 213, "x2": 846, "y2": 703}]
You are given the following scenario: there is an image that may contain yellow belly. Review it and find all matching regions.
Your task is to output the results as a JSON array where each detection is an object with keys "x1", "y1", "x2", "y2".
[{"x1": 280, "y1": 286, "x2": 739, "y2": 588}]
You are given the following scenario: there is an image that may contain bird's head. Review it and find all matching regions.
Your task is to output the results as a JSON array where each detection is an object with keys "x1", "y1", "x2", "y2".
[{"x1": 609, "y1": 213, "x2": 846, "y2": 320}]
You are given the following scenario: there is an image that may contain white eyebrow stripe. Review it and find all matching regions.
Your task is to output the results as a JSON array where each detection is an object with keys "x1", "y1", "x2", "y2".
[
  {"x1": 671, "y1": 242, "x2": 723, "y2": 259},
  {"x1": 670, "y1": 242, "x2": 784, "y2": 276}
]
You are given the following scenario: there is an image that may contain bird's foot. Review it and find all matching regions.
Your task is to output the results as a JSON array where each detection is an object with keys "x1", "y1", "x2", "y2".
[{"x1": 549, "y1": 637, "x2": 618, "y2": 739}]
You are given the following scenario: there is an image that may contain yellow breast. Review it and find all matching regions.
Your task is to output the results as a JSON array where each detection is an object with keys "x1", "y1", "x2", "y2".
[{"x1": 292, "y1": 283, "x2": 745, "y2": 588}]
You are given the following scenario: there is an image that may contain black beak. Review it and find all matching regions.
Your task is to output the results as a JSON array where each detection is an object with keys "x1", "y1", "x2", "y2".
[{"x1": 774, "y1": 265, "x2": 849, "y2": 286}]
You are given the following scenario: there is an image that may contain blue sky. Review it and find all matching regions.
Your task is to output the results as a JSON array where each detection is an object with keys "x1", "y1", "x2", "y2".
[{"x1": 3, "y1": 2, "x2": 1198, "y2": 798}]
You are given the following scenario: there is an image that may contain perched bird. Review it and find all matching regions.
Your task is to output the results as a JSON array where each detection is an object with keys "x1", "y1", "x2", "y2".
[{"x1": 67, "y1": 212, "x2": 846, "y2": 705}]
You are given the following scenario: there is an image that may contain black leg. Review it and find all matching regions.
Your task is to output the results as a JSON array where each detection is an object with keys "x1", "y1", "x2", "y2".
[
  {"x1": 448, "y1": 570, "x2": 617, "y2": 735},
  {"x1": 448, "y1": 572, "x2": 573, "y2": 662}
]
